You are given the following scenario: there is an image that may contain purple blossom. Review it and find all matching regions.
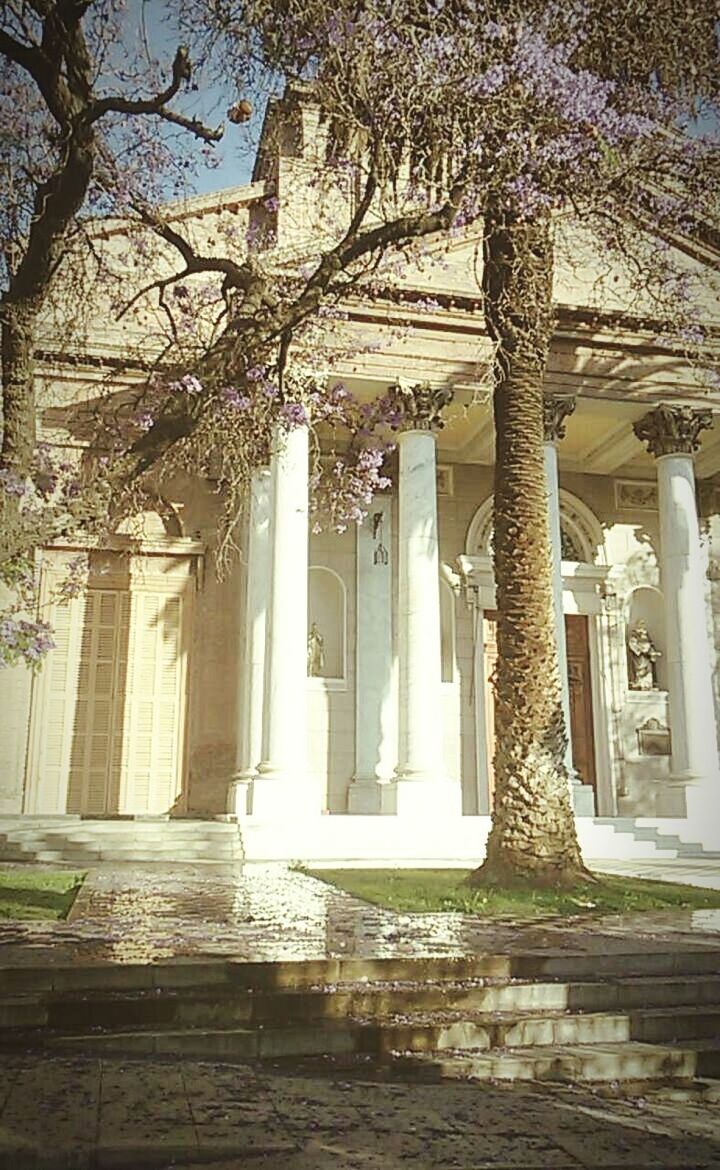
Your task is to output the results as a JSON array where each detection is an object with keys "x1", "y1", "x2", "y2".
[
  {"x1": 263, "y1": 195, "x2": 280, "y2": 212},
  {"x1": 471, "y1": 63, "x2": 506, "y2": 97},
  {"x1": 221, "y1": 386, "x2": 251, "y2": 410},
  {"x1": 0, "y1": 469, "x2": 27, "y2": 497},
  {"x1": 679, "y1": 324, "x2": 706, "y2": 345},
  {"x1": 0, "y1": 617, "x2": 55, "y2": 669},
  {"x1": 506, "y1": 174, "x2": 553, "y2": 219},
  {"x1": 279, "y1": 401, "x2": 309, "y2": 428},
  {"x1": 134, "y1": 410, "x2": 154, "y2": 432},
  {"x1": 246, "y1": 365, "x2": 267, "y2": 381},
  {"x1": 169, "y1": 373, "x2": 203, "y2": 395}
]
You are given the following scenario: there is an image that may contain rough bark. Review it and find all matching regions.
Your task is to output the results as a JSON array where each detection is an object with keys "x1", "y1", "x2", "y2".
[
  {"x1": 0, "y1": 16, "x2": 219, "y2": 480},
  {"x1": 469, "y1": 200, "x2": 589, "y2": 889}
]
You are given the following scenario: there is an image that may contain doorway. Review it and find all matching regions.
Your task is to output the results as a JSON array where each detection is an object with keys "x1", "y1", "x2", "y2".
[
  {"x1": 482, "y1": 611, "x2": 596, "y2": 805},
  {"x1": 26, "y1": 564, "x2": 192, "y2": 816}
]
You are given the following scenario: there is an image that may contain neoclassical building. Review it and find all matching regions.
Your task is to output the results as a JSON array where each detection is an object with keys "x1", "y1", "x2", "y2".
[{"x1": 2, "y1": 95, "x2": 720, "y2": 861}]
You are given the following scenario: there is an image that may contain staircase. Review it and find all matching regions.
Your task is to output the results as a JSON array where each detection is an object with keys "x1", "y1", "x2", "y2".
[
  {"x1": 2, "y1": 952, "x2": 719, "y2": 1090},
  {"x1": 593, "y1": 817, "x2": 720, "y2": 860},
  {"x1": 0, "y1": 813, "x2": 714, "y2": 868},
  {"x1": 0, "y1": 817, "x2": 242, "y2": 865}
]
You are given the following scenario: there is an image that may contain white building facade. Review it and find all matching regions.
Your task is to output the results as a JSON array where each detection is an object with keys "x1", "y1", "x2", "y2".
[{"x1": 2, "y1": 95, "x2": 720, "y2": 862}]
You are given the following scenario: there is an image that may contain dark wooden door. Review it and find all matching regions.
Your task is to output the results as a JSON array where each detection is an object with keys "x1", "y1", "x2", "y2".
[
  {"x1": 565, "y1": 614, "x2": 596, "y2": 792},
  {"x1": 482, "y1": 611, "x2": 596, "y2": 802}
]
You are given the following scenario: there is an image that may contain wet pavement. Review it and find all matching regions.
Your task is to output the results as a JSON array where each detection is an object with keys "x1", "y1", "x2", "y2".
[
  {"x1": 0, "y1": 862, "x2": 718, "y2": 969},
  {"x1": 0, "y1": 864, "x2": 719, "y2": 1166},
  {"x1": 0, "y1": 1053, "x2": 719, "y2": 1168}
]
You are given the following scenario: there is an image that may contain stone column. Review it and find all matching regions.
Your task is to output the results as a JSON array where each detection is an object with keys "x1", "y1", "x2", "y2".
[
  {"x1": 253, "y1": 422, "x2": 310, "y2": 816},
  {"x1": 543, "y1": 396, "x2": 595, "y2": 814},
  {"x1": 634, "y1": 405, "x2": 720, "y2": 830},
  {"x1": 348, "y1": 500, "x2": 397, "y2": 813},
  {"x1": 392, "y1": 381, "x2": 461, "y2": 817},
  {"x1": 228, "y1": 466, "x2": 272, "y2": 817}
]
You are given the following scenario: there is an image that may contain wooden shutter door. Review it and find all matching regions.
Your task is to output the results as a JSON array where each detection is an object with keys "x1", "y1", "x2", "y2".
[
  {"x1": 26, "y1": 593, "x2": 85, "y2": 813},
  {"x1": 120, "y1": 590, "x2": 185, "y2": 814},
  {"x1": 66, "y1": 590, "x2": 128, "y2": 815}
]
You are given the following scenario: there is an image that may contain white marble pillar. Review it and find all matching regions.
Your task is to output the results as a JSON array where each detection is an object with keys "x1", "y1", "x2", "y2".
[
  {"x1": 635, "y1": 405, "x2": 720, "y2": 833},
  {"x1": 348, "y1": 500, "x2": 397, "y2": 813},
  {"x1": 253, "y1": 422, "x2": 310, "y2": 816},
  {"x1": 543, "y1": 395, "x2": 595, "y2": 815},
  {"x1": 543, "y1": 399, "x2": 574, "y2": 769},
  {"x1": 228, "y1": 467, "x2": 272, "y2": 817},
  {"x1": 392, "y1": 382, "x2": 461, "y2": 817}
]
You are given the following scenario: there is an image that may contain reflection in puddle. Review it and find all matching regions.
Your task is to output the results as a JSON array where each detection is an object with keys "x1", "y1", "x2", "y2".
[
  {"x1": 0, "y1": 864, "x2": 717, "y2": 968},
  {"x1": 689, "y1": 909, "x2": 720, "y2": 933}
]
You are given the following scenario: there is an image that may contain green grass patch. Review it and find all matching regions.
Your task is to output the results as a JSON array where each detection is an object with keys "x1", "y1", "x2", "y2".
[
  {"x1": 306, "y1": 868, "x2": 720, "y2": 919},
  {"x1": 0, "y1": 867, "x2": 85, "y2": 921}
]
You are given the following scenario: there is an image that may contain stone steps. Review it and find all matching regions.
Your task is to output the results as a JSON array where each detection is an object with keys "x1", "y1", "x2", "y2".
[
  {"x1": 0, "y1": 951, "x2": 718, "y2": 1087},
  {"x1": 393, "y1": 1040, "x2": 713, "y2": 1083},
  {"x1": 1, "y1": 950, "x2": 718, "y2": 993},
  {"x1": 0, "y1": 849, "x2": 238, "y2": 865},
  {"x1": 5, "y1": 994, "x2": 718, "y2": 1047},
  {"x1": 0, "y1": 818, "x2": 241, "y2": 865}
]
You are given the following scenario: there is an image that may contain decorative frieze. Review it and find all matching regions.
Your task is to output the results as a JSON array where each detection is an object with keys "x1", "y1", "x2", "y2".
[
  {"x1": 387, "y1": 379, "x2": 454, "y2": 431},
  {"x1": 615, "y1": 479, "x2": 658, "y2": 512},
  {"x1": 633, "y1": 404, "x2": 713, "y2": 458},
  {"x1": 543, "y1": 394, "x2": 576, "y2": 443}
]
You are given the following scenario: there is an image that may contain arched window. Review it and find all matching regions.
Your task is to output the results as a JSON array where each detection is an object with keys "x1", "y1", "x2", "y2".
[
  {"x1": 465, "y1": 490, "x2": 605, "y2": 566},
  {"x1": 560, "y1": 523, "x2": 585, "y2": 562},
  {"x1": 308, "y1": 566, "x2": 346, "y2": 681}
]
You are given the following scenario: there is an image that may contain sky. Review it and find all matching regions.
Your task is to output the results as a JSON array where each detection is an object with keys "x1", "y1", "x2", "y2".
[
  {"x1": 119, "y1": 1, "x2": 720, "y2": 199},
  {"x1": 140, "y1": 0, "x2": 270, "y2": 195}
]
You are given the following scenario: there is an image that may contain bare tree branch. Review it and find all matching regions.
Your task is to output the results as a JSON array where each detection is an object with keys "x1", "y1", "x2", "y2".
[{"x1": 87, "y1": 46, "x2": 223, "y2": 142}]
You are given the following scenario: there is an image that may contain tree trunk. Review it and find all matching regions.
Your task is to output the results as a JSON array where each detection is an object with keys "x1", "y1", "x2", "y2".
[
  {"x1": 469, "y1": 200, "x2": 589, "y2": 888},
  {"x1": 1, "y1": 298, "x2": 38, "y2": 475}
]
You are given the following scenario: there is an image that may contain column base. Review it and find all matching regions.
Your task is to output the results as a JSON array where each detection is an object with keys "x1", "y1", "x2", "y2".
[
  {"x1": 572, "y1": 781, "x2": 596, "y2": 817},
  {"x1": 227, "y1": 774, "x2": 253, "y2": 818},
  {"x1": 394, "y1": 776, "x2": 462, "y2": 819},
  {"x1": 347, "y1": 778, "x2": 397, "y2": 815},
  {"x1": 668, "y1": 772, "x2": 720, "y2": 847},
  {"x1": 250, "y1": 770, "x2": 320, "y2": 819}
]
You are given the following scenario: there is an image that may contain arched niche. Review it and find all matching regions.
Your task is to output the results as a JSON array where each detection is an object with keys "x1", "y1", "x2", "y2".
[
  {"x1": 625, "y1": 585, "x2": 667, "y2": 691},
  {"x1": 308, "y1": 566, "x2": 346, "y2": 682},
  {"x1": 440, "y1": 580, "x2": 456, "y2": 683},
  {"x1": 464, "y1": 490, "x2": 605, "y2": 566},
  {"x1": 558, "y1": 490, "x2": 606, "y2": 565}
]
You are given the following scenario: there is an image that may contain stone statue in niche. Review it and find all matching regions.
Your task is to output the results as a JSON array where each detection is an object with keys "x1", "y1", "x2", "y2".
[
  {"x1": 627, "y1": 620, "x2": 661, "y2": 690},
  {"x1": 307, "y1": 622, "x2": 325, "y2": 677}
]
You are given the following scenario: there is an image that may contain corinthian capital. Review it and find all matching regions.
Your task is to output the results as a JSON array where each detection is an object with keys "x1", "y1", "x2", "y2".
[
  {"x1": 633, "y1": 404, "x2": 713, "y2": 458},
  {"x1": 543, "y1": 395, "x2": 576, "y2": 443},
  {"x1": 387, "y1": 379, "x2": 454, "y2": 431}
]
